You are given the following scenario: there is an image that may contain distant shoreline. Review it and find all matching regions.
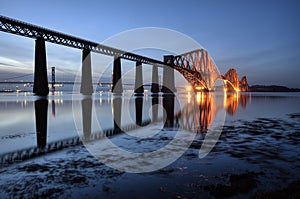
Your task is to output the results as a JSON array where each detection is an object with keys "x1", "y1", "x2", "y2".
[
  {"x1": 249, "y1": 85, "x2": 300, "y2": 92},
  {"x1": 1, "y1": 85, "x2": 300, "y2": 93}
]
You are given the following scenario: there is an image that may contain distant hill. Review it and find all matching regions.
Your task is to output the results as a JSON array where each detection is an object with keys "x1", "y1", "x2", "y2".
[{"x1": 249, "y1": 85, "x2": 300, "y2": 92}]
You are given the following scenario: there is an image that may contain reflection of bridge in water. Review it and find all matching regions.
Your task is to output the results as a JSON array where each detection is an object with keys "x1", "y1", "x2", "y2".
[
  {"x1": 175, "y1": 92, "x2": 249, "y2": 134},
  {"x1": 0, "y1": 92, "x2": 250, "y2": 165}
]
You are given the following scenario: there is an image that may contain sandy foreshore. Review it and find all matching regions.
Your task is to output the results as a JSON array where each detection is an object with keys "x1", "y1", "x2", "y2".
[{"x1": 0, "y1": 113, "x2": 299, "y2": 198}]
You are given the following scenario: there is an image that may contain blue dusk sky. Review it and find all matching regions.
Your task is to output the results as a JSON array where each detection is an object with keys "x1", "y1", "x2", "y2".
[{"x1": 0, "y1": 0, "x2": 300, "y2": 87}]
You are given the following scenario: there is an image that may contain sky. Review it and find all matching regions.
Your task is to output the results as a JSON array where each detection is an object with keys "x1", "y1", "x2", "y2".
[{"x1": 0, "y1": 0, "x2": 300, "y2": 87}]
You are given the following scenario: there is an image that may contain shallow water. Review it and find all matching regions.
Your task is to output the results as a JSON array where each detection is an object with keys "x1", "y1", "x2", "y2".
[{"x1": 0, "y1": 91, "x2": 299, "y2": 198}]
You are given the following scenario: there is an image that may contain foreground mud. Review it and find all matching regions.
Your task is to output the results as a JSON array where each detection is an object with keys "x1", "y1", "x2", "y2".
[{"x1": 0, "y1": 113, "x2": 299, "y2": 198}]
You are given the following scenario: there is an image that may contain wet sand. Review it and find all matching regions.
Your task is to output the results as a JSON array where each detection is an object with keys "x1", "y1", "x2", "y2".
[{"x1": 0, "y1": 113, "x2": 299, "y2": 198}]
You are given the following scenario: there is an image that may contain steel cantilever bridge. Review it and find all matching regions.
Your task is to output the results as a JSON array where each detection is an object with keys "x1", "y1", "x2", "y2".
[{"x1": 0, "y1": 15, "x2": 245, "y2": 95}]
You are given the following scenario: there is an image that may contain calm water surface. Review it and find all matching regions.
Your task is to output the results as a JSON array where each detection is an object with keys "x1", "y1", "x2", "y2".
[{"x1": 0, "y1": 91, "x2": 299, "y2": 198}]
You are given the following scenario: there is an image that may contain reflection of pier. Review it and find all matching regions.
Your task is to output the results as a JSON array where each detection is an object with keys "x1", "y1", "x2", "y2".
[
  {"x1": 35, "y1": 98, "x2": 48, "y2": 148},
  {"x1": 0, "y1": 92, "x2": 250, "y2": 165},
  {"x1": 82, "y1": 96, "x2": 92, "y2": 139},
  {"x1": 163, "y1": 94, "x2": 175, "y2": 128},
  {"x1": 175, "y1": 92, "x2": 250, "y2": 133},
  {"x1": 135, "y1": 97, "x2": 143, "y2": 126},
  {"x1": 113, "y1": 96, "x2": 122, "y2": 132}
]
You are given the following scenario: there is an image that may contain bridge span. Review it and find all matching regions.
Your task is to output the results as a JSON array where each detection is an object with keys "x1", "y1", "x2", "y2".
[{"x1": 0, "y1": 15, "x2": 247, "y2": 95}]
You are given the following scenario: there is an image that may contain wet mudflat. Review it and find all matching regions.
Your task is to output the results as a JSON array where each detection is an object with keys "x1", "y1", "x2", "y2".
[
  {"x1": 0, "y1": 113, "x2": 299, "y2": 198},
  {"x1": 0, "y1": 92, "x2": 300, "y2": 198}
]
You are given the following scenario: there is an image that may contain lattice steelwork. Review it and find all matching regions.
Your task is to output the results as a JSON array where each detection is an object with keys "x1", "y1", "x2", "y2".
[
  {"x1": 0, "y1": 15, "x2": 164, "y2": 65},
  {"x1": 0, "y1": 15, "x2": 229, "y2": 91},
  {"x1": 174, "y1": 49, "x2": 220, "y2": 89}
]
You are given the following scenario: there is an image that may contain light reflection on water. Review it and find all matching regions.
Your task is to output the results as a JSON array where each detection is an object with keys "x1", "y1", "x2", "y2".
[{"x1": 0, "y1": 91, "x2": 299, "y2": 156}]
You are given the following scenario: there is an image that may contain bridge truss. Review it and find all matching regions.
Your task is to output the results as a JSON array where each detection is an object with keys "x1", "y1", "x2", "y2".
[
  {"x1": 173, "y1": 49, "x2": 221, "y2": 90},
  {"x1": 0, "y1": 15, "x2": 164, "y2": 65},
  {"x1": 0, "y1": 15, "x2": 241, "y2": 92}
]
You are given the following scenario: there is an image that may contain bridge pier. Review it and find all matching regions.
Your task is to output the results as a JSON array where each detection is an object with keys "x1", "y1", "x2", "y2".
[
  {"x1": 112, "y1": 56, "x2": 123, "y2": 93},
  {"x1": 33, "y1": 38, "x2": 49, "y2": 96},
  {"x1": 35, "y1": 98, "x2": 48, "y2": 148},
  {"x1": 151, "y1": 64, "x2": 159, "y2": 93},
  {"x1": 80, "y1": 49, "x2": 93, "y2": 95},
  {"x1": 162, "y1": 55, "x2": 176, "y2": 93},
  {"x1": 135, "y1": 61, "x2": 144, "y2": 94}
]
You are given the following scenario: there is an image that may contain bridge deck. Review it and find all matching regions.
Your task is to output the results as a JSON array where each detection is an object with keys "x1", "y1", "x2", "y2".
[{"x1": 0, "y1": 15, "x2": 165, "y2": 66}]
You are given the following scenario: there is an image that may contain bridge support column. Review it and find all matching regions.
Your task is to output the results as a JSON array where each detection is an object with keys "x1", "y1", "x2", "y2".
[
  {"x1": 135, "y1": 61, "x2": 144, "y2": 94},
  {"x1": 33, "y1": 38, "x2": 49, "y2": 96},
  {"x1": 151, "y1": 64, "x2": 159, "y2": 93},
  {"x1": 80, "y1": 49, "x2": 93, "y2": 95},
  {"x1": 162, "y1": 55, "x2": 176, "y2": 93},
  {"x1": 112, "y1": 56, "x2": 123, "y2": 93}
]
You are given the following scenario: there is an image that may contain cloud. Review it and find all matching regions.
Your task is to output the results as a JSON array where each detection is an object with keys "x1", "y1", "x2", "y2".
[{"x1": 0, "y1": 62, "x2": 15, "y2": 67}]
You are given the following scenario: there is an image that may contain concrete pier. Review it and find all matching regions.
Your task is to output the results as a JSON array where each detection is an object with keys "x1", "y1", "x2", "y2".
[
  {"x1": 151, "y1": 64, "x2": 159, "y2": 93},
  {"x1": 112, "y1": 56, "x2": 123, "y2": 93},
  {"x1": 135, "y1": 61, "x2": 144, "y2": 94},
  {"x1": 162, "y1": 55, "x2": 176, "y2": 93},
  {"x1": 80, "y1": 49, "x2": 93, "y2": 95},
  {"x1": 33, "y1": 38, "x2": 49, "y2": 96}
]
